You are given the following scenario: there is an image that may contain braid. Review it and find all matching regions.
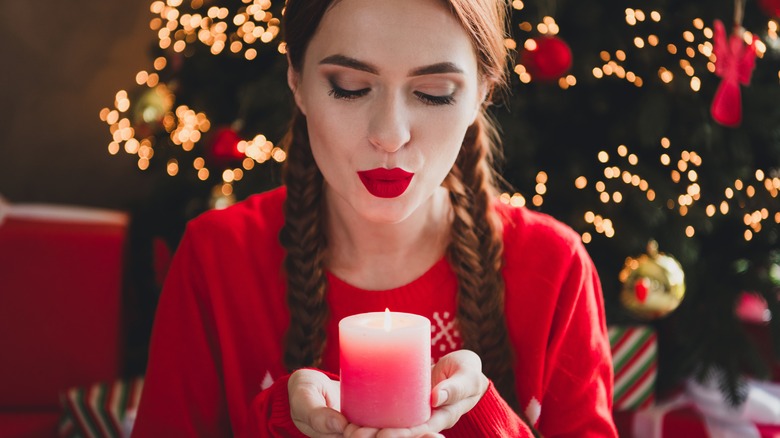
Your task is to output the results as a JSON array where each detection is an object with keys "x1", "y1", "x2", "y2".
[
  {"x1": 445, "y1": 113, "x2": 541, "y2": 436},
  {"x1": 279, "y1": 109, "x2": 330, "y2": 371}
]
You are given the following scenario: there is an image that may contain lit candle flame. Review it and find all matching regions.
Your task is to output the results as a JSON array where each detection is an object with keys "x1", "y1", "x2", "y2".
[{"x1": 384, "y1": 308, "x2": 391, "y2": 332}]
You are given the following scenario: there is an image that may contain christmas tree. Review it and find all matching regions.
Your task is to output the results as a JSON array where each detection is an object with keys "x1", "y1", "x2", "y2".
[{"x1": 104, "y1": 0, "x2": 780, "y2": 403}]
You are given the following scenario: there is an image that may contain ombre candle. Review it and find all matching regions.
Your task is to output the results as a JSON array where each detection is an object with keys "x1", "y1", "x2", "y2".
[{"x1": 339, "y1": 309, "x2": 431, "y2": 428}]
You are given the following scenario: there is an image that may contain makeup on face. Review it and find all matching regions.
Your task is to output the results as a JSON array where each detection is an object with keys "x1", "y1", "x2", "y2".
[
  {"x1": 295, "y1": 0, "x2": 482, "y2": 223},
  {"x1": 318, "y1": 55, "x2": 463, "y2": 106},
  {"x1": 357, "y1": 168, "x2": 414, "y2": 198}
]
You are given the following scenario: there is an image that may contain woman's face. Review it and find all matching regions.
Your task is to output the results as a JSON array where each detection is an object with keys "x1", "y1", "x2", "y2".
[{"x1": 289, "y1": 0, "x2": 485, "y2": 224}]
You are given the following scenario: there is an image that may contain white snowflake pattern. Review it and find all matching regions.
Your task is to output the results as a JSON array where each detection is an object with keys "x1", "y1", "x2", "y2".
[
  {"x1": 524, "y1": 397, "x2": 541, "y2": 426},
  {"x1": 431, "y1": 311, "x2": 461, "y2": 359},
  {"x1": 260, "y1": 371, "x2": 274, "y2": 391}
]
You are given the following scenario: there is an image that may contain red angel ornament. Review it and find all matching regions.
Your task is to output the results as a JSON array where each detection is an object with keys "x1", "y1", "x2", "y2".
[
  {"x1": 710, "y1": 19, "x2": 759, "y2": 127},
  {"x1": 208, "y1": 126, "x2": 245, "y2": 167}
]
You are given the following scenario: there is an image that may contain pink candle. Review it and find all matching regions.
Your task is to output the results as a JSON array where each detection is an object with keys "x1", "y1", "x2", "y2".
[{"x1": 339, "y1": 309, "x2": 431, "y2": 428}]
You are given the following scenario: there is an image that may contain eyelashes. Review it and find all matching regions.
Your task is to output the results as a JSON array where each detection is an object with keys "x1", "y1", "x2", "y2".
[
  {"x1": 328, "y1": 84, "x2": 370, "y2": 100},
  {"x1": 327, "y1": 82, "x2": 456, "y2": 106},
  {"x1": 413, "y1": 91, "x2": 455, "y2": 106}
]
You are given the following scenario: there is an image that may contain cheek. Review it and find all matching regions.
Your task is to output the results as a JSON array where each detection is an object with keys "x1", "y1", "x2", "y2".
[
  {"x1": 420, "y1": 108, "x2": 474, "y2": 159},
  {"x1": 304, "y1": 100, "x2": 364, "y2": 179}
]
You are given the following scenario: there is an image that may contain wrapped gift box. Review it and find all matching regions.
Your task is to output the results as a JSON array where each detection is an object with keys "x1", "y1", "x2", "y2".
[
  {"x1": 609, "y1": 325, "x2": 658, "y2": 411},
  {"x1": 616, "y1": 394, "x2": 780, "y2": 438}
]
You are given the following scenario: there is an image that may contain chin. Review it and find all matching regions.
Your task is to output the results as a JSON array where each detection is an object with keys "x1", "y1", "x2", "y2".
[{"x1": 356, "y1": 197, "x2": 417, "y2": 225}]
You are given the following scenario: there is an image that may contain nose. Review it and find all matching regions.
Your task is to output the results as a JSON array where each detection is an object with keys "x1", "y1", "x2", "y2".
[{"x1": 367, "y1": 92, "x2": 411, "y2": 153}]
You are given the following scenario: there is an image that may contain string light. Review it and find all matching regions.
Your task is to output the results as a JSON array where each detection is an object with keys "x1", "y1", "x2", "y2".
[
  {"x1": 107, "y1": 1, "x2": 778, "y2": 248},
  {"x1": 149, "y1": 0, "x2": 281, "y2": 58},
  {"x1": 659, "y1": 68, "x2": 674, "y2": 83},
  {"x1": 538, "y1": 16, "x2": 560, "y2": 35},
  {"x1": 499, "y1": 192, "x2": 527, "y2": 208},
  {"x1": 580, "y1": 137, "x2": 780, "y2": 244},
  {"x1": 167, "y1": 159, "x2": 179, "y2": 176},
  {"x1": 558, "y1": 75, "x2": 577, "y2": 89},
  {"x1": 533, "y1": 171, "x2": 548, "y2": 206}
]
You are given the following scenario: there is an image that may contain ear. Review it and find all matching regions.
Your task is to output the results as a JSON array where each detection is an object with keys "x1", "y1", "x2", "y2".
[
  {"x1": 287, "y1": 56, "x2": 307, "y2": 115},
  {"x1": 471, "y1": 82, "x2": 490, "y2": 124}
]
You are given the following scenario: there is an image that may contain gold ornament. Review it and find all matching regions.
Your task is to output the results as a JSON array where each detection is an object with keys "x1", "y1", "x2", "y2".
[
  {"x1": 619, "y1": 240, "x2": 686, "y2": 320},
  {"x1": 132, "y1": 84, "x2": 174, "y2": 126}
]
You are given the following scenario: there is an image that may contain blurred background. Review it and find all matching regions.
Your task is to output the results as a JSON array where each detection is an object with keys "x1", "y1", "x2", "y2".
[
  {"x1": 0, "y1": 1, "x2": 155, "y2": 208},
  {"x1": 1, "y1": 0, "x2": 780, "y2": 435}
]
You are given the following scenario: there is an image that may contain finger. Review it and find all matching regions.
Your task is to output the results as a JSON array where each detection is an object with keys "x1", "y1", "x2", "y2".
[
  {"x1": 306, "y1": 406, "x2": 348, "y2": 435},
  {"x1": 431, "y1": 387, "x2": 449, "y2": 408},
  {"x1": 375, "y1": 429, "x2": 444, "y2": 438},
  {"x1": 373, "y1": 408, "x2": 454, "y2": 437},
  {"x1": 288, "y1": 371, "x2": 347, "y2": 437},
  {"x1": 431, "y1": 373, "x2": 484, "y2": 408},
  {"x1": 423, "y1": 403, "x2": 463, "y2": 432},
  {"x1": 343, "y1": 423, "x2": 360, "y2": 438},
  {"x1": 290, "y1": 385, "x2": 343, "y2": 431},
  {"x1": 430, "y1": 350, "x2": 483, "y2": 390},
  {"x1": 343, "y1": 424, "x2": 379, "y2": 438},
  {"x1": 394, "y1": 395, "x2": 478, "y2": 436}
]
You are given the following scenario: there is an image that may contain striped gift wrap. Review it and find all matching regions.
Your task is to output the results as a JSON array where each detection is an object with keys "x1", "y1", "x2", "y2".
[
  {"x1": 58, "y1": 377, "x2": 144, "y2": 438},
  {"x1": 609, "y1": 325, "x2": 658, "y2": 411}
]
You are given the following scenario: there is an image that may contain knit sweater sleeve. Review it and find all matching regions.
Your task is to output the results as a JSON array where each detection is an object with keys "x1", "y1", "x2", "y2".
[
  {"x1": 445, "y1": 381, "x2": 534, "y2": 437},
  {"x1": 238, "y1": 370, "x2": 341, "y2": 437},
  {"x1": 537, "y1": 240, "x2": 617, "y2": 437},
  {"x1": 131, "y1": 225, "x2": 232, "y2": 437}
]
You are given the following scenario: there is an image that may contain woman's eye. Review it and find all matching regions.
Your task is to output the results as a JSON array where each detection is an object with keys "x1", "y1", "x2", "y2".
[
  {"x1": 328, "y1": 84, "x2": 370, "y2": 100},
  {"x1": 414, "y1": 91, "x2": 456, "y2": 106}
]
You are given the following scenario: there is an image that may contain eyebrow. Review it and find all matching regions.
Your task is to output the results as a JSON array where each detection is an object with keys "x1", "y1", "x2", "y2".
[{"x1": 319, "y1": 54, "x2": 464, "y2": 77}]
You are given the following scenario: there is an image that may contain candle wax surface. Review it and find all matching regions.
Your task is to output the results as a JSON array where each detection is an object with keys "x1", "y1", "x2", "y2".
[{"x1": 339, "y1": 312, "x2": 432, "y2": 429}]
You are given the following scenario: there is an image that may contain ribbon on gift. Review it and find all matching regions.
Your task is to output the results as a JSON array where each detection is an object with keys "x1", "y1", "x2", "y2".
[
  {"x1": 632, "y1": 392, "x2": 693, "y2": 438},
  {"x1": 631, "y1": 372, "x2": 780, "y2": 438}
]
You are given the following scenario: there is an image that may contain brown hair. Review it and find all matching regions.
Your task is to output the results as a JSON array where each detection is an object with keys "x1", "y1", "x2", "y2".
[{"x1": 280, "y1": 0, "x2": 535, "y2": 431}]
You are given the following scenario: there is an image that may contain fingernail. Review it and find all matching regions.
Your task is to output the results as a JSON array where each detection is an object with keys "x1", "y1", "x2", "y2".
[
  {"x1": 328, "y1": 417, "x2": 342, "y2": 431},
  {"x1": 435, "y1": 389, "x2": 448, "y2": 407}
]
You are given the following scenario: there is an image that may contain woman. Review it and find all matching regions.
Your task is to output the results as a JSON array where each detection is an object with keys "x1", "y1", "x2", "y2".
[{"x1": 132, "y1": 0, "x2": 617, "y2": 436}]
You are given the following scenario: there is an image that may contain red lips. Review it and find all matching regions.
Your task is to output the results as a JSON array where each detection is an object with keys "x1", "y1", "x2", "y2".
[{"x1": 357, "y1": 168, "x2": 414, "y2": 198}]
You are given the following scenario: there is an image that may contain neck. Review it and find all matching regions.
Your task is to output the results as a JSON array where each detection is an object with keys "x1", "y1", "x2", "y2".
[{"x1": 324, "y1": 187, "x2": 452, "y2": 290}]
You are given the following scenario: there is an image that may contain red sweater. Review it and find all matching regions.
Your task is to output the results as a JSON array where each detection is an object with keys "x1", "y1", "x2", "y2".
[{"x1": 132, "y1": 186, "x2": 617, "y2": 437}]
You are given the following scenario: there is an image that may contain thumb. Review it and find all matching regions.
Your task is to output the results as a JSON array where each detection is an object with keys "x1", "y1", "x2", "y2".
[
  {"x1": 297, "y1": 405, "x2": 348, "y2": 435},
  {"x1": 312, "y1": 408, "x2": 347, "y2": 433},
  {"x1": 432, "y1": 380, "x2": 466, "y2": 408}
]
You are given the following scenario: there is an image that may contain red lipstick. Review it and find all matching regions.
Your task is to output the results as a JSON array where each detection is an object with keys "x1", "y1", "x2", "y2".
[{"x1": 357, "y1": 168, "x2": 414, "y2": 198}]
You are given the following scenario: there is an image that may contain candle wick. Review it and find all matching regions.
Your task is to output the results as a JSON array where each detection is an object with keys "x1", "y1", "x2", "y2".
[{"x1": 384, "y1": 308, "x2": 392, "y2": 332}]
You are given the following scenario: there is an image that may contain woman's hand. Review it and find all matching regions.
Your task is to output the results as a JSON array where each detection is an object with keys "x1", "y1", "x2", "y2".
[
  {"x1": 288, "y1": 369, "x2": 348, "y2": 437},
  {"x1": 343, "y1": 350, "x2": 488, "y2": 438}
]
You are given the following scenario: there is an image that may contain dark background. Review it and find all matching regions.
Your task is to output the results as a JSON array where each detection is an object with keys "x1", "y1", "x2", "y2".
[{"x1": 0, "y1": 1, "x2": 155, "y2": 208}]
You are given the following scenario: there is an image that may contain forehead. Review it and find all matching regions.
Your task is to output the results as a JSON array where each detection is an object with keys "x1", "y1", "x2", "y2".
[{"x1": 304, "y1": 0, "x2": 478, "y2": 75}]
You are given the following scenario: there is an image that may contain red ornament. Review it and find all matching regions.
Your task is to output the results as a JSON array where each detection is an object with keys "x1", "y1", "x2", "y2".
[
  {"x1": 207, "y1": 127, "x2": 245, "y2": 167},
  {"x1": 758, "y1": 0, "x2": 780, "y2": 18},
  {"x1": 634, "y1": 278, "x2": 650, "y2": 303},
  {"x1": 520, "y1": 36, "x2": 573, "y2": 82},
  {"x1": 710, "y1": 20, "x2": 758, "y2": 127},
  {"x1": 735, "y1": 291, "x2": 770, "y2": 324}
]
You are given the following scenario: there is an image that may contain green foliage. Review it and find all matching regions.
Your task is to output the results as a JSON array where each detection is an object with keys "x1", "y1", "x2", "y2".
[{"x1": 501, "y1": 0, "x2": 780, "y2": 403}]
